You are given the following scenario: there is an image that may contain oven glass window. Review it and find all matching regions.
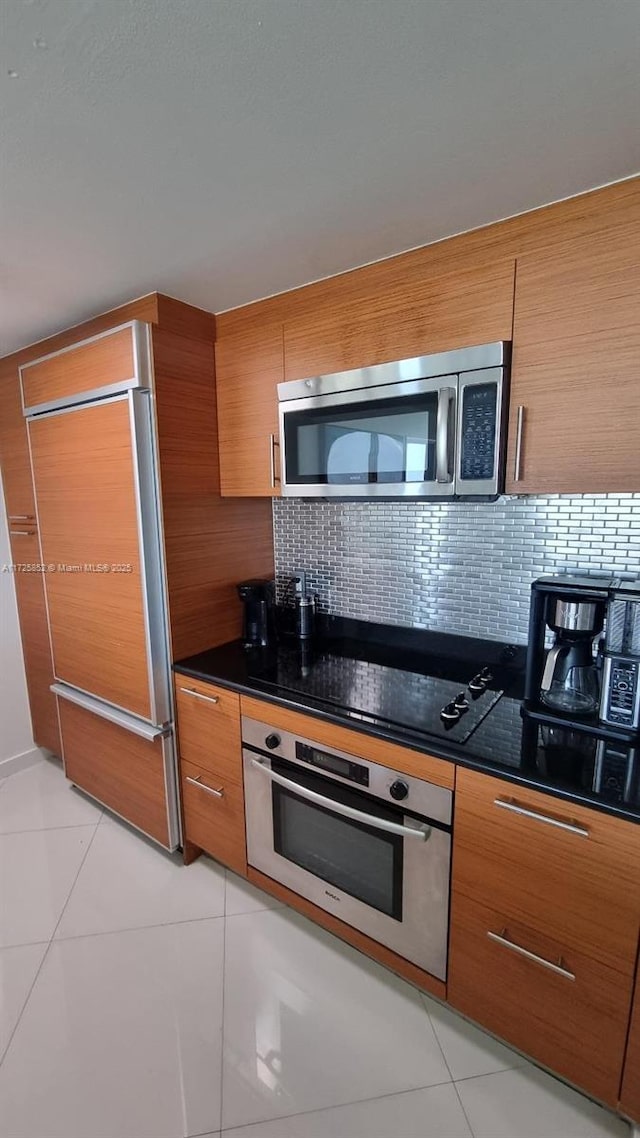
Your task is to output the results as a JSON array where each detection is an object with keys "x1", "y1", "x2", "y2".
[
  {"x1": 284, "y1": 392, "x2": 438, "y2": 485},
  {"x1": 272, "y1": 773, "x2": 403, "y2": 919}
]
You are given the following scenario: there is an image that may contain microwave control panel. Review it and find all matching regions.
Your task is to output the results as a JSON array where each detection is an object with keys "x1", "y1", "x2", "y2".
[{"x1": 459, "y1": 383, "x2": 497, "y2": 482}]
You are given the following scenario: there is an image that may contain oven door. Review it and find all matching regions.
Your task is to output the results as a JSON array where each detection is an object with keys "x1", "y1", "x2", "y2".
[
  {"x1": 243, "y1": 750, "x2": 450, "y2": 979},
  {"x1": 278, "y1": 376, "x2": 457, "y2": 498}
]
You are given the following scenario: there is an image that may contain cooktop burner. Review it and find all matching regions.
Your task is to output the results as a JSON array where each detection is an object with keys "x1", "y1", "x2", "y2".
[{"x1": 247, "y1": 647, "x2": 505, "y2": 744}]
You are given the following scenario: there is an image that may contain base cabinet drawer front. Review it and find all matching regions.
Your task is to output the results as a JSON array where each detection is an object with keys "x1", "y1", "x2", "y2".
[
  {"x1": 175, "y1": 679, "x2": 242, "y2": 781},
  {"x1": 620, "y1": 976, "x2": 640, "y2": 1121},
  {"x1": 59, "y1": 699, "x2": 170, "y2": 848},
  {"x1": 448, "y1": 893, "x2": 633, "y2": 1106},
  {"x1": 453, "y1": 768, "x2": 640, "y2": 973},
  {"x1": 181, "y1": 759, "x2": 247, "y2": 875}
]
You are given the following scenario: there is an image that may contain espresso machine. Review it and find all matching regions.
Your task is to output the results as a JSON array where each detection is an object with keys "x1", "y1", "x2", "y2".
[
  {"x1": 237, "y1": 580, "x2": 275, "y2": 648},
  {"x1": 523, "y1": 574, "x2": 640, "y2": 803}
]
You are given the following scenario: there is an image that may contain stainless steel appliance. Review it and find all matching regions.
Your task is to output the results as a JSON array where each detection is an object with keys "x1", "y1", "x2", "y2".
[
  {"x1": 242, "y1": 715, "x2": 452, "y2": 979},
  {"x1": 601, "y1": 586, "x2": 640, "y2": 731},
  {"x1": 278, "y1": 342, "x2": 510, "y2": 499}
]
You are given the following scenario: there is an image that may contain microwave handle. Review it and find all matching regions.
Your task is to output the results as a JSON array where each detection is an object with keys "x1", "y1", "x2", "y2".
[
  {"x1": 436, "y1": 387, "x2": 456, "y2": 483},
  {"x1": 250, "y1": 758, "x2": 430, "y2": 841}
]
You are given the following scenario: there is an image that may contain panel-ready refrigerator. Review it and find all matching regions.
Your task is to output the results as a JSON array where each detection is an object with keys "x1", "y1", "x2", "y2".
[{"x1": 21, "y1": 321, "x2": 180, "y2": 849}]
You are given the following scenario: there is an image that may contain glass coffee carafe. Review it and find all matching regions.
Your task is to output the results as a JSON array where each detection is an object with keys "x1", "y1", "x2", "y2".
[{"x1": 540, "y1": 599, "x2": 604, "y2": 716}]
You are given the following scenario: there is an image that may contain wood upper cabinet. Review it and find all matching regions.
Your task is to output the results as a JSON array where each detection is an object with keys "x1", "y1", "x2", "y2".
[
  {"x1": 215, "y1": 323, "x2": 283, "y2": 497},
  {"x1": 448, "y1": 768, "x2": 640, "y2": 1105},
  {"x1": 20, "y1": 324, "x2": 139, "y2": 411},
  {"x1": 283, "y1": 259, "x2": 516, "y2": 381},
  {"x1": 506, "y1": 228, "x2": 640, "y2": 494},
  {"x1": 620, "y1": 962, "x2": 640, "y2": 1121}
]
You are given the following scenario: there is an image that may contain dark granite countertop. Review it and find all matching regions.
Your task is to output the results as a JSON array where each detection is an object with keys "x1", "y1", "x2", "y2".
[{"x1": 174, "y1": 618, "x2": 640, "y2": 824}]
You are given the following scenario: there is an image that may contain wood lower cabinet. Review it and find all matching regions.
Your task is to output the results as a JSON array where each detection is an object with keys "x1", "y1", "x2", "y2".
[
  {"x1": 506, "y1": 227, "x2": 640, "y2": 494},
  {"x1": 449, "y1": 768, "x2": 640, "y2": 1105},
  {"x1": 59, "y1": 698, "x2": 172, "y2": 847},
  {"x1": 215, "y1": 323, "x2": 283, "y2": 497},
  {"x1": 175, "y1": 677, "x2": 247, "y2": 871},
  {"x1": 620, "y1": 965, "x2": 640, "y2": 1121}
]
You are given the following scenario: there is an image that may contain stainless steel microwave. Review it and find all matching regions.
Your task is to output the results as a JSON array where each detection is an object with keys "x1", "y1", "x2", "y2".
[{"x1": 278, "y1": 341, "x2": 510, "y2": 498}]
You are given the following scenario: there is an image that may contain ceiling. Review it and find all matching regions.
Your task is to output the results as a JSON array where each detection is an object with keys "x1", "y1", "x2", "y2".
[{"x1": 2, "y1": 0, "x2": 640, "y2": 355}]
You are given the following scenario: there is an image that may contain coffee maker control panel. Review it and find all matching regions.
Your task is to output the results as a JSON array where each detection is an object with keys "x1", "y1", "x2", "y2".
[{"x1": 602, "y1": 658, "x2": 640, "y2": 730}]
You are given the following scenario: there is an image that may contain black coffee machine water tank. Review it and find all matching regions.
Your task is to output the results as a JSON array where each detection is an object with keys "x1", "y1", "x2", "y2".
[{"x1": 237, "y1": 580, "x2": 273, "y2": 647}]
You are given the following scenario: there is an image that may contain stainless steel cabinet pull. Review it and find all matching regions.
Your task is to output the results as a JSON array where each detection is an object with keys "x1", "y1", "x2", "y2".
[
  {"x1": 179, "y1": 687, "x2": 219, "y2": 705},
  {"x1": 487, "y1": 929, "x2": 576, "y2": 981},
  {"x1": 250, "y1": 758, "x2": 430, "y2": 840},
  {"x1": 9, "y1": 514, "x2": 35, "y2": 521},
  {"x1": 9, "y1": 529, "x2": 36, "y2": 536},
  {"x1": 494, "y1": 796, "x2": 589, "y2": 838},
  {"x1": 513, "y1": 405, "x2": 525, "y2": 482},
  {"x1": 269, "y1": 434, "x2": 280, "y2": 488},
  {"x1": 186, "y1": 775, "x2": 224, "y2": 798}
]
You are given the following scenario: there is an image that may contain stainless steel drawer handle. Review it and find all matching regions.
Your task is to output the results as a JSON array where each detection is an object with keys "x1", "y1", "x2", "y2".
[
  {"x1": 250, "y1": 758, "x2": 430, "y2": 841},
  {"x1": 494, "y1": 797, "x2": 589, "y2": 838},
  {"x1": 513, "y1": 405, "x2": 525, "y2": 482},
  {"x1": 269, "y1": 434, "x2": 280, "y2": 488},
  {"x1": 9, "y1": 515, "x2": 35, "y2": 521},
  {"x1": 487, "y1": 929, "x2": 576, "y2": 981},
  {"x1": 186, "y1": 775, "x2": 224, "y2": 798},
  {"x1": 9, "y1": 529, "x2": 37, "y2": 536},
  {"x1": 179, "y1": 687, "x2": 220, "y2": 705}
]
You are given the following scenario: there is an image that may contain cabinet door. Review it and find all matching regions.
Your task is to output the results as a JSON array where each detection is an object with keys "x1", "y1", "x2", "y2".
[
  {"x1": 215, "y1": 324, "x2": 283, "y2": 496},
  {"x1": 620, "y1": 969, "x2": 640, "y2": 1121},
  {"x1": 283, "y1": 260, "x2": 515, "y2": 381},
  {"x1": 506, "y1": 230, "x2": 640, "y2": 493},
  {"x1": 20, "y1": 324, "x2": 139, "y2": 412},
  {"x1": 175, "y1": 678, "x2": 242, "y2": 780},
  {"x1": 181, "y1": 758, "x2": 247, "y2": 875}
]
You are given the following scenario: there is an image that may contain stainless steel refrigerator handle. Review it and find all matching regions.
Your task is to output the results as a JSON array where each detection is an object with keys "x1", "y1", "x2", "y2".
[
  {"x1": 50, "y1": 683, "x2": 170, "y2": 742},
  {"x1": 513, "y1": 405, "x2": 525, "y2": 482},
  {"x1": 250, "y1": 758, "x2": 430, "y2": 840},
  {"x1": 540, "y1": 643, "x2": 567, "y2": 692},
  {"x1": 487, "y1": 929, "x2": 576, "y2": 981},
  {"x1": 186, "y1": 775, "x2": 224, "y2": 798},
  {"x1": 269, "y1": 434, "x2": 280, "y2": 488},
  {"x1": 179, "y1": 687, "x2": 219, "y2": 705},
  {"x1": 493, "y1": 797, "x2": 589, "y2": 838},
  {"x1": 436, "y1": 387, "x2": 455, "y2": 483}
]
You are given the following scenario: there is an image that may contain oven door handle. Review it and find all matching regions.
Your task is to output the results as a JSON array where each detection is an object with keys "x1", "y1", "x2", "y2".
[{"x1": 250, "y1": 758, "x2": 431, "y2": 841}]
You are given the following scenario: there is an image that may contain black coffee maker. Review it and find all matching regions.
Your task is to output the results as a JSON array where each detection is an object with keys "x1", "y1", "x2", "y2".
[
  {"x1": 525, "y1": 575, "x2": 606, "y2": 720},
  {"x1": 237, "y1": 580, "x2": 274, "y2": 648}
]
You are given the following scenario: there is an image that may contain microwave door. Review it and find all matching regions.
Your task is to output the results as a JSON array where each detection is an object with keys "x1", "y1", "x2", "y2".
[{"x1": 454, "y1": 367, "x2": 506, "y2": 497}]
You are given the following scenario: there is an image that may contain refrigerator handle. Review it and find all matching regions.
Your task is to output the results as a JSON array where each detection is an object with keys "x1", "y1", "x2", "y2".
[{"x1": 51, "y1": 683, "x2": 170, "y2": 742}]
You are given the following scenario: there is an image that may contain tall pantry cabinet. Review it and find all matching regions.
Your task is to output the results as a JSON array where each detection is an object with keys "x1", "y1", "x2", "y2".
[{"x1": 0, "y1": 293, "x2": 274, "y2": 848}]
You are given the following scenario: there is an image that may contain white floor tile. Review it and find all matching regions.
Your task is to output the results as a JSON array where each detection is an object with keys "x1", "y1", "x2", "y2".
[
  {"x1": 0, "y1": 941, "x2": 48, "y2": 1060},
  {"x1": 56, "y1": 813, "x2": 226, "y2": 938},
  {"x1": 423, "y1": 995, "x2": 528, "y2": 1080},
  {"x1": 225, "y1": 869, "x2": 284, "y2": 916},
  {"x1": 0, "y1": 919, "x2": 224, "y2": 1138},
  {"x1": 223, "y1": 1083, "x2": 472, "y2": 1137},
  {"x1": 221, "y1": 907, "x2": 451, "y2": 1130},
  {"x1": 456, "y1": 1065, "x2": 630, "y2": 1138},
  {"x1": 0, "y1": 758, "x2": 102, "y2": 833},
  {"x1": 0, "y1": 826, "x2": 95, "y2": 948}
]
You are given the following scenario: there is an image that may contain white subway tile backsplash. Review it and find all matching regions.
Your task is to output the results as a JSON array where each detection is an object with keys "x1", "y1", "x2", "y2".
[{"x1": 273, "y1": 494, "x2": 640, "y2": 645}]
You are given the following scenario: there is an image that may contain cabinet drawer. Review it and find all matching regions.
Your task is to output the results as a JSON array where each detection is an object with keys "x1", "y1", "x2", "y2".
[
  {"x1": 181, "y1": 759, "x2": 247, "y2": 876},
  {"x1": 175, "y1": 678, "x2": 242, "y2": 781},
  {"x1": 453, "y1": 768, "x2": 640, "y2": 973},
  {"x1": 448, "y1": 892, "x2": 633, "y2": 1106}
]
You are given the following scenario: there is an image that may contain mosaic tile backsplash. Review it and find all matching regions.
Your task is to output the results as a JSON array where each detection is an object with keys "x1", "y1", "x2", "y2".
[{"x1": 273, "y1": 495, "x2": 640, "y2": 646}]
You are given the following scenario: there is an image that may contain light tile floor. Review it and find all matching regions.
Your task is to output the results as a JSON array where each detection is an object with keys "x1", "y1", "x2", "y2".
[{"x1": 0, "y1": 756, "x2": 631, "y2": 1138}]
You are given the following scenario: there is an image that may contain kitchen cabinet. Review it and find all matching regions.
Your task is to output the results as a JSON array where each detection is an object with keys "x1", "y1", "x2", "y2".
[
  {"x1": 620, "y1": 962, "x2": 640, "y2": 1121},
  {"x1": 448, "y1": 768, "x2": 640, "y2": 1105},
  {"x1": 175, "y1": 678, "x2": 247, "y2": 872},
  {"x1": 215, "y1": 322, "x2": 283, "y2": 497},
  {"x1": 282, "y1": 259, "x2": 515, "y2": 381},
  {"x1": 505, "y1": 228, "x2": 640, "y2": 494}
]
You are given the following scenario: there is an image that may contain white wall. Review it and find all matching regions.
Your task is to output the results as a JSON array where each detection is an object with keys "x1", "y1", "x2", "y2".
[{"x1": 0, "y1": 471, "x2": 36, "y2": 764}]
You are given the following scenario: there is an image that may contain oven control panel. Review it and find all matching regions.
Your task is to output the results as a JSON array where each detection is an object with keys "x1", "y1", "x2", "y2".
[{"x1": 296, "y1": 742, "x2": 369, "y2": 785}]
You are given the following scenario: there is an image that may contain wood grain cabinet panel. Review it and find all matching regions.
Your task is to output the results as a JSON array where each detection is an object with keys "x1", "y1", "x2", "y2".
[
  {"x1": 449, "y1": 892, "x2": 634, "y2": 1106},
  {"x1": 20, "y1": 325, "x2": 137, "y2": 410},
  {"x1": 180, "y1": 758, "x2": 247, "y2": 875},
  {"x1": 452, "y1": 768, "x2": 640, "y2": 975},
  {"x1": 506, "y1": 229, "x2": 640, "y2": 493},
  {"x1": 215, "y1": 323, "x2": 283, "y2": 497},
  {"x1": 620, "y1": 968, "x2": 640, "y2": 1121},
  {"x1": 9, "y1": 532, "x2": 60, "y2": 755},
  {"x1": 59, "y1": 698, "x2": 170, "y2": 847},
  {"x1": 175, "y1": 678, "x2": 242, "y2": 782},
  {"x1": 283, "y1": 259, "x2": 516, "y2": 381}
]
